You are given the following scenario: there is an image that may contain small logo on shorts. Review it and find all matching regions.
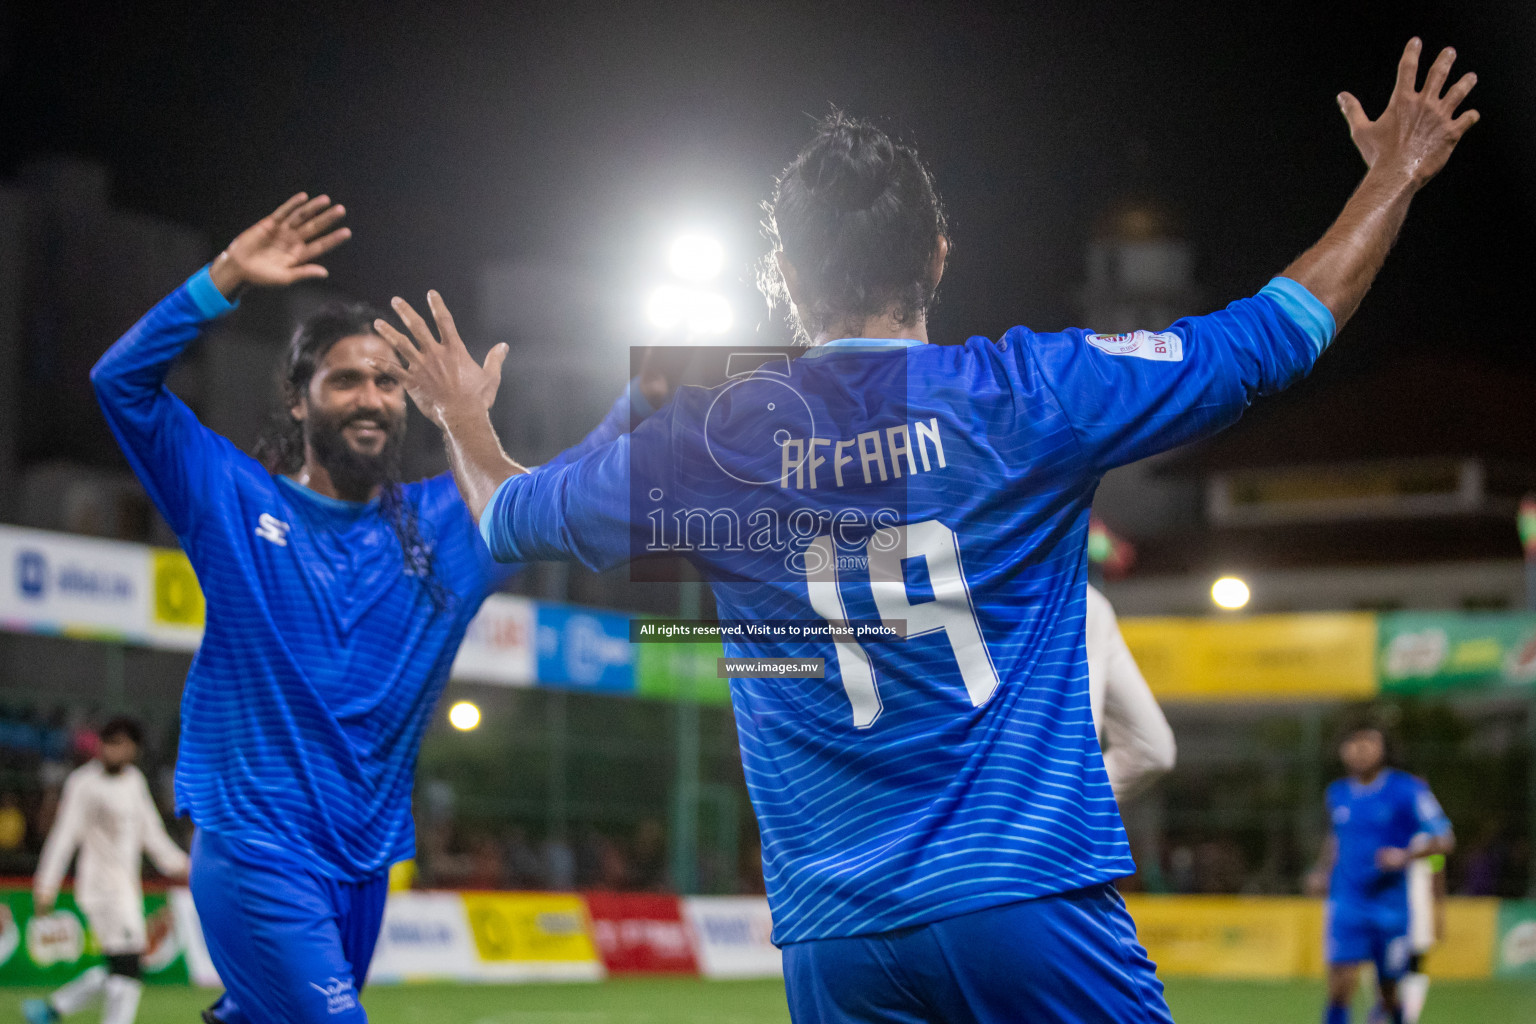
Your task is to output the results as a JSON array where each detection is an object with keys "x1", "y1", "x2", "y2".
[{"x1": 310, "y1": 977, "x2": 357, "y2": 1015}]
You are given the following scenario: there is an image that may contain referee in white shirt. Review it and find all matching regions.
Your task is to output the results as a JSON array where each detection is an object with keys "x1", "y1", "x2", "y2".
[
  {"x1": 24, "y1": 719, "x2": 189, "y2": 1024},
  {"x1": 1085, "y1": 585, "x2": 1177, "y2": 802}
]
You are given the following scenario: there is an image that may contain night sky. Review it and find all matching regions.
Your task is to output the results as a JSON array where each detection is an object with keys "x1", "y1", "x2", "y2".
[{"x1": 4, "y1": 1, "x2": 1534, "y2": 417}]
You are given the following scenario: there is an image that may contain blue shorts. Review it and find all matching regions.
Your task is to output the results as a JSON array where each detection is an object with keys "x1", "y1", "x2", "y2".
[
  {"x1": 1325, "y1": 902, "x2": 1413, "y2": 981},
  {"x1": 782, "y1": 883, "x2": 1173, "y2": 1024},
  {"x1": 190, "y1": 829, "x2": 389, "y2": 1024}
]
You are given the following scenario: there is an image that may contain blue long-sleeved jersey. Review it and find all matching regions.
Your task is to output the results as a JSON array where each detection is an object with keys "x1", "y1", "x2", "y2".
[
  {"x1": 92, "y1": 267, "x2": 642, "y2": 880},
  {"x1": 481, "y1": 278, "x2": 1333, "y2": 943}
]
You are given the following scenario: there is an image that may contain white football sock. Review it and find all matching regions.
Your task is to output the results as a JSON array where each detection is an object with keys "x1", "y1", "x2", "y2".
[
  {"x1": 1398, "y1": 972, "x2": 1429, "y2": 1024},
  {"x1": 49, "y1": 965, "x2": 108, "y2": 1015},
  {"x1": 100, "y1": 974, "x2": 142, "y2": 1024}
]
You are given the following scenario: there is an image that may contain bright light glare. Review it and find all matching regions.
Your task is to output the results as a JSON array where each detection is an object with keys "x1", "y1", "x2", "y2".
[
  {"x1": 448, "y1": 700, "x2": 481, "y2": 731},
  {"x1": 646, "y1": 285, "x2": 733, "y2": 335},
  {"x1": 668, "y1": 234, "x2": 724, "y2": 282},
  {"x1": 1211, "y1": 576, "x2": 1251, "y2": 610}
]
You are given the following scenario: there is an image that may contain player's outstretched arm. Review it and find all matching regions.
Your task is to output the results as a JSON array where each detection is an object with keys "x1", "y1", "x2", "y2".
[
  {"x1": 375, "y1": 292, "x2": 646, "y2": 569},
  {"x1": 371, "y1": 292, "x2": 518, "y2": 522},
  {"x1": 91, "y1": 194, "x2": 351, "y2": 536},
  {"x1": 1280, "y1": 38, "x2": 1478, "y2": 330},
  {"x1": 206, "y1": 192, "x2": 352, "y2": 298}
]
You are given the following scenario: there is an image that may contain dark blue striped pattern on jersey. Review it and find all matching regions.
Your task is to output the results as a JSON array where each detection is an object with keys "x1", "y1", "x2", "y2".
[
  {"x1": 92, "y1": 273, "x2": 634, "y2": 880},
  {"x1": 482, "y1": 287, "x2": 1323, "y2": 942}
]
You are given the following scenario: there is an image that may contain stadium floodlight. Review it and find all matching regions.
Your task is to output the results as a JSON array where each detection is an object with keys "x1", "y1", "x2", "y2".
[
  {"x1": 448, "y1": 700, "x2": 482, "y2": 731},
  {"x1": 646, "y1": 284, "x2": 733, "y2": 336},
  {"x1": 1211, "y1": 576, "x2": 1251, "y2": 611},
  {"x1": 668, "y1": 234, "x2": 725, "y2": 282}
]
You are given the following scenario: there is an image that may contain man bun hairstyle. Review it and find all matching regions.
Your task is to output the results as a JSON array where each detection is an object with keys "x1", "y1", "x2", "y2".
[{"x1": 760, "y1": 111, "x2": 947, "y2": 343}]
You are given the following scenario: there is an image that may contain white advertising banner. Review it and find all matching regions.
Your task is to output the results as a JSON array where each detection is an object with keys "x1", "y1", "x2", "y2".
[
  {"x1": 682, "y1": 897, "x2": 782, "y2": 980},
  {"x1": 367, "y1": 891, "x2": 484, "y2": 983},
  {"x1": 451, "y1": 593, "x2": 536, "y2": 687},
  {"x1": 0, "y1": 525, "x2": 150, "y2": 640}
]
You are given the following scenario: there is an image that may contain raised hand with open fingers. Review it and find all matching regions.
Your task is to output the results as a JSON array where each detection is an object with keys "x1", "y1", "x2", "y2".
[
  {"x1": 208, "y1": 192, "x2": 352, "y2": 297},
  {"x1": 1338, "y1": 37, "x2": 1479, "y2": 188},
  {"x1": 370, "y1": 291, "x2": 509, "y2": 430}
]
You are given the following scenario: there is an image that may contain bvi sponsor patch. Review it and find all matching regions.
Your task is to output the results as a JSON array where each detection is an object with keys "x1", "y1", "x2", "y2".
[{"x1": 1086, "y1": 330, "x2": 1183, "y2": 362}]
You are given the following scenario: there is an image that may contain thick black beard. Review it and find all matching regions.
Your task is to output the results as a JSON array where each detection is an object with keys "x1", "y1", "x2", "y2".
[{"x1": 305, "y1": 407, "x2": 406, "y2": 501}]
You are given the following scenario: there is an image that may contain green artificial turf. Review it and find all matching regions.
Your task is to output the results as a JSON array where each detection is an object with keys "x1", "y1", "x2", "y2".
[{"x1": 7, "y1": 976, "x2": 1532, "y2": 1022}]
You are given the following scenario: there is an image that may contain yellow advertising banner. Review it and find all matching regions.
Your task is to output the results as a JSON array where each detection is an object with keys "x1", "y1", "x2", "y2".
[
  {"x1": 1120, "y1": 614, "x2": 1378, "y2": 701},
  {"x1": 1125, "y1": 896, "x2": 1321, "y2": 979},
  {"x1": 460, "y1": 893, "x2": 602, "y2": 966},
  {"x1": 1126, "y1": 896, "x2": 1497, "y2": 981},
  {"x1": 1421, "y1": 898, "x2": 1499, "y2": 980}
]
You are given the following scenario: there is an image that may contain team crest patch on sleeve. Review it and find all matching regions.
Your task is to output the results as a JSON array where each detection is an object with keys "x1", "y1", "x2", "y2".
[{"x1": 1085, "y1": 330, "x2": 1183, "y2": 362}]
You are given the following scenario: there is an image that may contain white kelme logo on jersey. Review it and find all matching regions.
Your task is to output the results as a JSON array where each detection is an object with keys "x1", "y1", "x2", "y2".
[
  {"x1": 310, "y1": 977, "x2": 357, "y2": 1015},
  {"x1": 1086, "y1": 330, "x2": 1183, "y2": 362},
  {"x1": 255, "y1": 513, "x2": 291, "y2": 547}
]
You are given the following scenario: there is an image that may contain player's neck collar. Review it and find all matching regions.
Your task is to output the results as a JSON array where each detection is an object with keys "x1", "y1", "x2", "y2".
[
  {"x1": 1348, "y1": 768, "x2": 1390, "y2": 795},
  {"x1": 803, "y1": 336, "x2": 924, "y2": 358},
  {"x1": 277, "y1": 474, "x2": 379, "y2": 512}
]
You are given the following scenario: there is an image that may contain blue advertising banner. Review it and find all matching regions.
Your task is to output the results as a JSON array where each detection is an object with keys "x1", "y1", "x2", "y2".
[{"x1": 535, "y1": 603, "x2": 636, "y2": 693}]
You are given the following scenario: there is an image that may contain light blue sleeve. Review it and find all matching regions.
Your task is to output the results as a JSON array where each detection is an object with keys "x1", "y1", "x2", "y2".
[
  {"x1": 1258, "y1": 276, "x2": 1335, "y2": 357},
  {"x1": 1410, "y1": 778, "x2": 1452, "y2": 837}
]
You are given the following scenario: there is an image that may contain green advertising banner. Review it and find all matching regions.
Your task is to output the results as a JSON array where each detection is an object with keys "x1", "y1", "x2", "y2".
[
  {"x1": 0, "y1": 890, "x2": 187, "y2": 986},
  {"x1": 634, "y1": 638, "x2": 731, "y2": 706},
  {"x1": 1495, "y1": 900, "x2": 1536, "y2": 979},
  {"x1": 1377, "y1": 611, "x2": 1536, "y2": 695}
]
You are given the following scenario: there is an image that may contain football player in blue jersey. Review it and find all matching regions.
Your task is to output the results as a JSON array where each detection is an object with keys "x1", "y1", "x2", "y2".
[
  {"x1": 1305, "y1": 724, "x2": 1453, "y2": 1024},
  {"x1": 380, "y1": 39, "x2": 1476, "y2": 1024},
  {"x1": 90, "y1": 195, "x2": 659, "y2": 1024}
]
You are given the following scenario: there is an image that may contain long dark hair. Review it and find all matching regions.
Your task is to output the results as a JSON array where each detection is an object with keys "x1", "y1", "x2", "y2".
[
  {"x1": 759, "y1": 111, "x2": 948, "y2": 343},
  {"x1": 254, "y1": 302, "x2": 453, "y2": 612}
]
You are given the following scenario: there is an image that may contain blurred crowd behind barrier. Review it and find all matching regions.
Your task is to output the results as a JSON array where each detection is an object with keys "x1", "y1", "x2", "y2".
[{"x1": 0, "y1": 626, "x2": 1525, "y2": 900}]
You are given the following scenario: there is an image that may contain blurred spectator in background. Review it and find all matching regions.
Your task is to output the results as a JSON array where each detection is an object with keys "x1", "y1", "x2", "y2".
[
  {"x1": 541, "y1": 835, "x2": 575, "y2": 891},
  {"x1": 630, "y1": 819, "x2": 667, "y2": 891},
  {"x1": 503, "y1": 826, "x2": 543, "y2": 889}
]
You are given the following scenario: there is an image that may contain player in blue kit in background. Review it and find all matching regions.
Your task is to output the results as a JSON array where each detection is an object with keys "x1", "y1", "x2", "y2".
[
  {"x1": 378, "y1": 40, "x2": 1476, "y2": 1024},
  {"x1": 89, "y1": 194, "x2": 657, "y2": 1024},
  {"x1": 1306, "y1": 724, "x2": 1453, "y2": 1024}
]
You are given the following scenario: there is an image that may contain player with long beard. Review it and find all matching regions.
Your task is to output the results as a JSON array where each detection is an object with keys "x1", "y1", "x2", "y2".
[
  {"x1": 89, "y1": 194, "x2": 658, "y2": 1024},
  {"x1": 382, "y1": 40, "x2": 1476, "y2": 1023}
]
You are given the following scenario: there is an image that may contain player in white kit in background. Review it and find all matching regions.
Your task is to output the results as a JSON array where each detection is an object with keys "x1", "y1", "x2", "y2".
[
  {"x1": 23, "y1": 719, "x2": 189, "y2": 1024},
  {"x1": 1085, "y1": 585, "x2": 1177, "y2": 802},
  {"x1": 1383, "y1": 845, "x2": 1445, "y2": 1024}
]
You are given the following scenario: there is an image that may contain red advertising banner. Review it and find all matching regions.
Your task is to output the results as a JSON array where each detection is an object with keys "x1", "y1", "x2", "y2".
[{"x1": 583, "y1": 892, "x2": 698, "y2": 975}]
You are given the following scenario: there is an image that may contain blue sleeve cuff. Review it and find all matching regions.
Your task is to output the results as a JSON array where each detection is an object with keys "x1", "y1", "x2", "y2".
[
  {"x1": 627, "y1": 376, "x2": 655, "y2": 419},
  {"x1": 478, "y1": 474, "x2": 521, "y2": 557},
  {"x1": 1259, "y1": 276, "x2": 1335, "y2": 357},
  {"x1": 186, "y1": 265, "x2": 240, "y2": 321}
]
